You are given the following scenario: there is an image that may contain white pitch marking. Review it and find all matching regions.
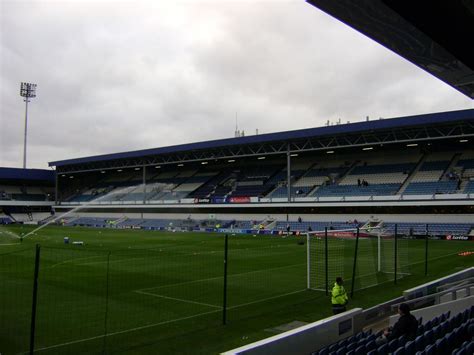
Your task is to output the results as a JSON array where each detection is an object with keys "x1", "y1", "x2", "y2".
[
  {"x1": 138, "y1": 262, "x2": 305, "y2": 292},
  {"x1": 30, "y1": 287, "x2": 308, "y2": 353},
  {"x1": 134, "y1": 290, "x2": 222, "y2": 309}
]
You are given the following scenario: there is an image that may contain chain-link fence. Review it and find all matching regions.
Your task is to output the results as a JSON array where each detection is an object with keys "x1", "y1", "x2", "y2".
[{"x1": 0, "y1": 227, "x2": 437, "y2": 354}]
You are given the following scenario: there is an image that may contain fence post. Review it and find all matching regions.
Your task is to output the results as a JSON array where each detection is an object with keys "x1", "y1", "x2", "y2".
[
  {"x1": 325, "y1": 227, "x2": 329, "y2": 296},
  {"x1": 29, "y1": 244, "x2": 41, "y2": 355},
  {"x1": 350, "y1": 228, "x2": 359, "y2": 298},
  {"x1": 394, "y1": 224, "x2": 398, "y2": 285},
  {"x1": 102, "y1": 251, "x2": 111, "y2": 353},
  {"x1": 306, "y1": 232, "x2": 310, "y2": 289},
  {"x1": 222, "y1": 234, "x2": 229, "y2": 325},
  {"x1": 425, "y1": 224, "x2": 429, "y2": 276}
]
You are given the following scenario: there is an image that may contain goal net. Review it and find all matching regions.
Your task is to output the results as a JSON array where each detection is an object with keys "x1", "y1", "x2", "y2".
[{"x1": 306, "y1": 225, "x2": 410, "y2": 293}]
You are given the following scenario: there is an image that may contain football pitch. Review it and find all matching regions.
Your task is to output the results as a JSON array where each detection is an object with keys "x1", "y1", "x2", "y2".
[{"x1": 0, "y1": 224, "x2": 472, "y2": 354}]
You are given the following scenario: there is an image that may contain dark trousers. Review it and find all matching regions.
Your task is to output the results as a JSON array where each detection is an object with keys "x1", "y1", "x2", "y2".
[{"x1": 332, "y1": 304, "x2": 347, "y2": 315}]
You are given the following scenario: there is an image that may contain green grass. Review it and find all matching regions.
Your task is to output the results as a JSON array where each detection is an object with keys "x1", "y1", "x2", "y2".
[{"x1": 0, "y1": 224, "x2": 472, "y2": 354}]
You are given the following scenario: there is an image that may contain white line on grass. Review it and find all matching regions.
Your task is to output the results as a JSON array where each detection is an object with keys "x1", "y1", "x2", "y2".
[
  {"x1": 134, "y1": 290, "x2": 222, "y2": 309},
  {"x1": 138, "y1": 262, "x2": 306, "y2": 292},
  {"x1": 26, "y1": 247, "x2": 465, "y2": 352},
  {"x1": 29, "y1": 308, "x2": 221, "y2": 353},
  {"x1": 0, "y1": 243, "x2": 20, "y2": 246},
  {"x1": 46, "y1": 255, "x2": 105, "y2": 269},
  {"x1": 30, "y1": 287, "x2": 308, "y2": 353},
  {"x1": 78, "y1": 257, "x2": 143, "y2": 266}
]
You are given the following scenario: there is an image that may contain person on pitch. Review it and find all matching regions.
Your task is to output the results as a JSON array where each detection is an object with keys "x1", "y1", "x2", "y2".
[{"x1": 331, "y1": 277, "x2": 349, "y2": 314}]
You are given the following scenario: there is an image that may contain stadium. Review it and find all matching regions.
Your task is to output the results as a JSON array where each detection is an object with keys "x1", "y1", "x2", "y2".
[{"x1": 1, "y1": 1, "x2": 473, "y2": 355}]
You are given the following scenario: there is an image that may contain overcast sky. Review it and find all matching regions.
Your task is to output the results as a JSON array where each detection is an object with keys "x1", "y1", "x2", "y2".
[{"x1": 1, "y1": 0, "x2": 472, "y2": 169}]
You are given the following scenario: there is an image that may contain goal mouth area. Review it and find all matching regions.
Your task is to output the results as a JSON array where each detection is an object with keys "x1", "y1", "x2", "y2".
[{"x1": 305, "y1": 226, "x2": 412, "y2": 293}]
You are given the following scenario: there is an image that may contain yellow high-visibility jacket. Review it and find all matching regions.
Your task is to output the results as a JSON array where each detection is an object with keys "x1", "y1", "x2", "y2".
[{"x1": 331, "y1": 282, "x2": 348, "y2": 305}]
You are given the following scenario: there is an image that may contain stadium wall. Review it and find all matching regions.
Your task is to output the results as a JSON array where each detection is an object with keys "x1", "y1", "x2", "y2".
[{"x1": 55, "y1": 211, "x2": 474, "y2": 224}]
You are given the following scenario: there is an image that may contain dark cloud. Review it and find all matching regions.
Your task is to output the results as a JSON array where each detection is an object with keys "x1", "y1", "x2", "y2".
[{"x1": 1, "y1": 0, "x2": 472, "y2": 169}]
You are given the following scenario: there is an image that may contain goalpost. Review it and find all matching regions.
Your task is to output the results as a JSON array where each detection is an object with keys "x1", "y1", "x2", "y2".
[{"x1": 305, "y1": 225, "x2": 411, "y2": 294}]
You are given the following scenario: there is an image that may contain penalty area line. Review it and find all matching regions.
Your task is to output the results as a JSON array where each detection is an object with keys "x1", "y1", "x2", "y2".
[
  {"x1": 29, "y1": 288, "x2": 309, "y2": 353},
  {"x1": 134, "y1": 290, "x2": 222, "y2": 309},
  {"x1": 26, "y1": 308, "x2": 221, "y2": 354}
]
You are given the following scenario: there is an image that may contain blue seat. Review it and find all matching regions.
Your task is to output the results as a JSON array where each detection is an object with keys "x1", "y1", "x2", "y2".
[
  {"x1": 424, "y1": 329, "x2": 434, "y2": 346},
  {"x1": 346, "y1": 351, "x2": 354, "y2": 355},
  {"x1": 414, "y1": 335, "x2": 425, "y2": 351},
  {"x1": 452, "y1": 346, "x2": 467, "y2": 355},
  {"x1": 425, "y1": 320, "x2": 432, "y2": 331},
  {"x1": 335, "y1": 346, "x2": 346, "y2": 355},
  {"x1": 366, "y1": 334, "x2": 376, "y2": 342},
  {"x1": 377, "y1": 343, "x2": 389, "y2": 355},
  {"x1": 441, "y1": 321, "x2": 449, "y2": 336},
  {"x1": 337, "y1": 338, "x2": 347, "y2": 348},
  {"x1": 435, "y1": 337, "x2": 447, "y2": 354},
  {"x1": 464, "y1": 340, "x2": 474, "y2": 354},
  {"x1": 398, "y1": 334, "x2": 407, "y2": 347},
  {"x1": 424, "y1": 343, "x2": 435, "y2": 355},
  {"x1": 405, "y1": 340, "x2": 415, "y2": 355},
  {"x1": 453, "y1": 326, "x2": 465, "y2": 349},
  {"x1": 468, "y1": 323, "x2": 474, "y2": 338},
  {"x1": 393, "y1": 346, "x2": 405, "y2": 355},
  {"x1": 432, "y1": 325, "x2": 441, "y2": 340},
  {"x1": 446, "y1": 331, "x2": 456, "y2": 350},
  {"x1": 388, "y1": 338, "x2": 399, "y2": 352},
  {"x1": 328, "y1": 343, "x2": 338, "y2": 352},
  {"x1": 354, "y1": 344, "x2": 366, "y2": 355},
  {"x1": 366, "y1": 350, "x2": 377, "y2": 355},
  {"x1": 365, "y1": 340, "x2": 376, "y2": 352},
  {"x1": 346, "y1": 342, "x2": 357, "y2": 352}
]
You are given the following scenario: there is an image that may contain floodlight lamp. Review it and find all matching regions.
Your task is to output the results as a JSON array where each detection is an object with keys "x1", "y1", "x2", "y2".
[{"x1": 20, "y1": 82, "x2": 37, "y2": 98}]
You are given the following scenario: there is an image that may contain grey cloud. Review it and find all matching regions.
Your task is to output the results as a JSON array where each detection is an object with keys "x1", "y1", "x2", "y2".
[{"x1": 1, "y1": 0, "x2": 472, "y2": 169}]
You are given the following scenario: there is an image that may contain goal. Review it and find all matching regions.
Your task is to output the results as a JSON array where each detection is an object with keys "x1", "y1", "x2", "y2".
[{"x1": 306, "y1": 226, "x2": 410, "y2": 293}]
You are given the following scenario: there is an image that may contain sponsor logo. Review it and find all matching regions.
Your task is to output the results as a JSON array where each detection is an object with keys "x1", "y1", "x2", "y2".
[
  {"x1": 446, "y1": 235, "x2": 469, "y2": 241},
  {"x1": 194, "y1": 198, "x2": 210, "y2": 204},
  {"x1": 228, "y1": 196, "x2": 251, "y2": 203}
]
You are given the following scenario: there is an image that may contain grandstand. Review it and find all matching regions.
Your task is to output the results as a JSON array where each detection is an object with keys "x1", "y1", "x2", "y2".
[{"x1": 50, "y1": 109, "x2": 473, "y2": 209}]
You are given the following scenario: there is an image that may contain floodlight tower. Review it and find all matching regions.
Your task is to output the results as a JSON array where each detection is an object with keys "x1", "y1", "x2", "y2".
[{"x1": 20, "y1": 82, "x2": 37, "y2": 169}]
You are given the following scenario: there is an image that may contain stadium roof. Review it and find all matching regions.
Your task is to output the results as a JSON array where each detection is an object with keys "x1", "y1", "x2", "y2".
[
  {"x1": 306, "y1": 0, "x2": 474, "y2": 99},
  {"x1": 50, "y1": 109, "x2": 474, "y2": 171},
  {"x1": 0, "y1": 167, "x2": 55, "y2": 182}
]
